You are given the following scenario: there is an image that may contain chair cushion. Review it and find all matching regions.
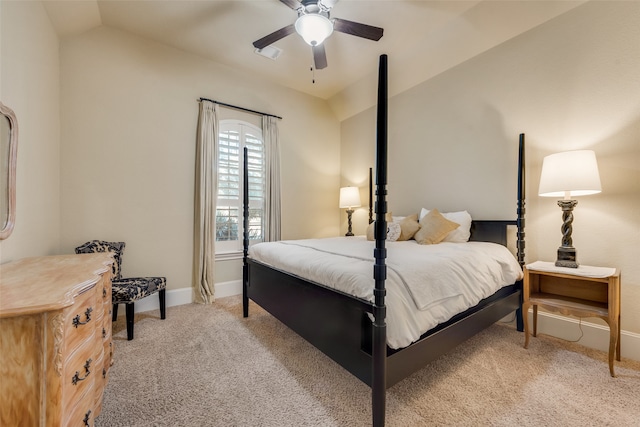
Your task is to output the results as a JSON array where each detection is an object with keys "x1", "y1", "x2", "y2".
[{"x1": 112, "y1": 277, "x2": 166, "y2": 304}]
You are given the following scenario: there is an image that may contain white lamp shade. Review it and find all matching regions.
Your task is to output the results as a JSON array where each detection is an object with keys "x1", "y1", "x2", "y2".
[
  {"x1": 295, "y1": 14, "x2": 333, "y2": 46},
  {"x1": 339, "y1": 187, "x2": 361, "y2": 208},
  {"x1": 538, "y1": 150, "x2": 602, "y2": 197}
]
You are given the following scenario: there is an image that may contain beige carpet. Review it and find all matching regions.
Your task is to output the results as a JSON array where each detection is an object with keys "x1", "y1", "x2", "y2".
[{"x1": 97, "y1": 296, "x2": 640, "y2": 426}]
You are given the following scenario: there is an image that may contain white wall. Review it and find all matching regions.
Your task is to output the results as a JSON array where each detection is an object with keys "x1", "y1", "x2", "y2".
[
  {"x1": 0, "y1": 1, "x2": 61, "y2": 262},
  {"x1": 341, "y1": 2, "x2": 640, "y2": 335},
  {"x1": 58, "y1": 26, "x2": 340, "y2": 292}
]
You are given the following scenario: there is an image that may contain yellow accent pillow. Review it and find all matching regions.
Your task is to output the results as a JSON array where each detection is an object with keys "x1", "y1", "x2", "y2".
[
  {"x1": 397, "y1": 213, "x2": 420, "y2": 241},
  {"x1": 414, "y1": 209, "x2": 460, "y2": 245}
]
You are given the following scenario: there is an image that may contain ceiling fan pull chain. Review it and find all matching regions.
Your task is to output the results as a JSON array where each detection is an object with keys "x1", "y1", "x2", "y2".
[{"x1": 310, "y1": 66, "x2": 316, "y2": 84}]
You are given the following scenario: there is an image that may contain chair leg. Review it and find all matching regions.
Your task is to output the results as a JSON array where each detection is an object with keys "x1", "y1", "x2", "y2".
[
  {"x1": 126, "y1": 303, "x2": 135, "y2": 341},
  {"x1": 112, "y1": 303, "x2": 118, "y2": 321},
  {"x1": 159, "y1": 289, "x2": 166, "y2": 320}
]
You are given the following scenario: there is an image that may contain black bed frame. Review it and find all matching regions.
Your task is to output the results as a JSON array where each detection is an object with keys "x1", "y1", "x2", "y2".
[{"x1": 242, "y1": 55, "x2": 526, "y2": 427}]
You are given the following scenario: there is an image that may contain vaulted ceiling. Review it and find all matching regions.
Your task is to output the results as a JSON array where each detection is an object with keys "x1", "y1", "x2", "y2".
[{"x1": 43, "y1": 0, "x2": 584, "y2": 119}]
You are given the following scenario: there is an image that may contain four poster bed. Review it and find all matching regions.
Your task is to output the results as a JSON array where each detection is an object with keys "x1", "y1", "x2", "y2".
[{"x1": 242, "y1": 55, "x2": 526, "y2": 427}]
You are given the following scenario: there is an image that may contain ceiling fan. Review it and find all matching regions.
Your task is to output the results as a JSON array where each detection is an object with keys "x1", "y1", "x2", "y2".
[{"x1": 253, "y1": 0, "x2": 384, "y2": 70}]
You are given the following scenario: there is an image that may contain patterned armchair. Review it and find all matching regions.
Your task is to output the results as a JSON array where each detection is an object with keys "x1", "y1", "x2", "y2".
[{"x1": 75, "y1": 240, "x2": 166, "y2": 340}]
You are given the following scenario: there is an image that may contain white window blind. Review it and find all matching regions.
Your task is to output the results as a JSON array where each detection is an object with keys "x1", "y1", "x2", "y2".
[{"x1": 216, "y1": 120, "x2": 264, "y2": 254}]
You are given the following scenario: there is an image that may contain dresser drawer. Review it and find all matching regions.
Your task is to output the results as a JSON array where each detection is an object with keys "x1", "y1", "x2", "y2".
[
  {"x1": 103, "y1": 326, "x2": 113, "y2": 368},
  {"x1": 101, "y1": 272, "x2": 112, "y2": 303},
  {"x1": 93, "y1": 298, "x2": 104, "y2": 324},
  {"x1": 93, "y1": 380, "x2": 105, "y2": 419},
  {"x1": 101, "y1": 323, "x2": 111, "y2": 352},
  {"x1": 92, "y1": 352, "x2": 106, "y2": 420},
  {"x1": 65, "y1": 285, "x2": 98, "y2": 352},
  {"x1": 62, "y1": 339, "x2": 99, "y2": 411},
  {"x1": 93, "y1": 349, "x2": 109, "y2": 401},
  {"x1": 101, "y1": 320, "x2": 112, "y2": 343},
  {"x1": 64, "y1": 383, "x2": 96, "y2": 427}
]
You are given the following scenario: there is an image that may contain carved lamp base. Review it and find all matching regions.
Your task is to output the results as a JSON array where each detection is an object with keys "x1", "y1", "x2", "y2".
[
  {"x1": 556, "y1": 245, "x2": 578, "y2": 268},
  {"x1": 345, "y1": 209, "x2": 354, "y2": 237},
  {"x1": 556, "y1": 199, "x2": 579, "y2": 268}
]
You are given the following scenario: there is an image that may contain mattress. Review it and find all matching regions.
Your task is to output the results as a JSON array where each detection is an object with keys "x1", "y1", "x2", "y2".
[{"x1": 249, "y1": 237, "x2": 523, "y2": 349}]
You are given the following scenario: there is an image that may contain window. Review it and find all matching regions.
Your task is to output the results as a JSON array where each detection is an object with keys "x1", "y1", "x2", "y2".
[{"x1": 215, "y1": 120, "x2": 264, "y2": 254}]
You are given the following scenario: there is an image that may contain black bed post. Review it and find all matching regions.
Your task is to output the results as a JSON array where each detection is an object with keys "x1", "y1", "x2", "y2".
[
  {"x1": 369, "y1": 167, "x2": 374, "y2": 224},
  {"x1": 372, "y1": 54, "x2": 388, "y2": 427},
  {"x1": 515, "y1": 133, "x2": 526, "y2": 331},
  {"x1": 242, "y1": 146, "x2": 250, "y2": 318}
]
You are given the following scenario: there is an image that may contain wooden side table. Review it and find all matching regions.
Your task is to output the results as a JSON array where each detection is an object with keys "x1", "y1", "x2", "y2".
[{"x1": 522, "y1": 261, "x2": 621, "y2": 377}]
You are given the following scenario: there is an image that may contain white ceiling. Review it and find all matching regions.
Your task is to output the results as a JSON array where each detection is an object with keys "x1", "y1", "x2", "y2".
[{"x1": 42, "y1": 0, "x2": 585, "y2": 119}]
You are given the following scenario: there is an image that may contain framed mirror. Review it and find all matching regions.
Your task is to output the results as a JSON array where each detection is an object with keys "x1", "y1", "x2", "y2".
[{"x1": 0, "y1": 102, "x2": 18, "y2": 240}]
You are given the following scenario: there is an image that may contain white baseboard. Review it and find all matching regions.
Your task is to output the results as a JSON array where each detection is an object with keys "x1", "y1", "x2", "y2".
[
  {"x1": 127, "y1": 286, "x2": 194, "y2": 314},
  {"x1": 214, "y1": 279, "x2": 242, "y2": 298},
  {"x1": 122, "y1": 280, "x2": 242, "y2": 315},
  {"x1": 126, "y1": 284, "x2": 639, "y2": 362},
  {"x1": 524, "y1": 310, "x2": 639, "y2": 362}
]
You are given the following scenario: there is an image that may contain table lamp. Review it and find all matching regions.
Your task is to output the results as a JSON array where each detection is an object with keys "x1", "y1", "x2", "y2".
[
  {"x1": 538, "y1": 150, "x2": 601, "y2": 268},
  {"x1": 339, "y1": 186, "x2": 361, "y2": 237}
]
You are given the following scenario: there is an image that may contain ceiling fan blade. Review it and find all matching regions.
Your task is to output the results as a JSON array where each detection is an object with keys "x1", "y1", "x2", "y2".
[
  {"x1": 312, "y1": 44, "x2": 328, "y2": 70},
  {"x1": 279, "y1": 0, "x2": 302, "y2": 10},
  {"x1": 333, "y1": 18, "x2": 383, "y2": 41},
  {"x1": 253, "y1": 24, "x2": 296, "y2": 49}
]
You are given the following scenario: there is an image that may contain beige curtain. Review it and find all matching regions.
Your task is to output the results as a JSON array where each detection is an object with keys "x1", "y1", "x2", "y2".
[
  {"x1": 193, "y1": 100, "x2": 218, "y2": 304},
  {"x1": 263, "y1": 115, "x2": 281, "y2": 241}
]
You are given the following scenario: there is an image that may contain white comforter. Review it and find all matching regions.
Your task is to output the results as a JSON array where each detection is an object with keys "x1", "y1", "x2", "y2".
[{"x1": 249, "y1": 237, "x2": 523, "y2": 349}]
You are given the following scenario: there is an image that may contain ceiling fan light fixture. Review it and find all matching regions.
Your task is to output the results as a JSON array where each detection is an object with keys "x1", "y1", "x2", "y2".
[{"x1": 295, "y1": 14, "x2": 333, "y2": 46}]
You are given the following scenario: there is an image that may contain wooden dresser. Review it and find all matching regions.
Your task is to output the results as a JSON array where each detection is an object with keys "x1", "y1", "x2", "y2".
[{"x1": 0, "y1": 253, "x2": 115, "y2": 426}]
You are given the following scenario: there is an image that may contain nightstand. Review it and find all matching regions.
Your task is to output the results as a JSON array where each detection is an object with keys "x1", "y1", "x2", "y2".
[{"x1": 522, "y1": 261, "x2": 621, "y2": 377}]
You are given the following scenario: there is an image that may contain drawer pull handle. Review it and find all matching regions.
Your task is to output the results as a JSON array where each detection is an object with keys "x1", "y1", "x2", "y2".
[
  {"x1": 72, "y1": 358, "x2": 92, "y2": 385},
  {"x1": 102, "y1": 327, "x2": 106, "y2": 338},
  {"x1": 83, "y1": 409, "x2": 92, "y2": 426},
  {"x1": 103, "y1": 367, "x2": 106, "y2": 379},
  {"x1": 72, "y1": 307, "x2": 93, "y2": 328},
  {"x1": 103, "y1": 287, "x2": 107, "y2": 297}
]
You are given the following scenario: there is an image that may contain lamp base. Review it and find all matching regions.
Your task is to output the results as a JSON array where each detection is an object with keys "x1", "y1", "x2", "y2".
[
  {"x1": 556, "y1": 246, "x2": 578, "y2": 268},
  {"x1": 345, "y1": 209, "x2": 354, "y2": 237},
  {"x1": 555, "y1": 199, "x2": 579, "y2": 268}
]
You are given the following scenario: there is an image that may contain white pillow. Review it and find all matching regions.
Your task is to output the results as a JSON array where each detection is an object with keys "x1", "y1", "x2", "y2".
[
  {"x1": 387, "y1": 222, "x2": 401, "y2": 242},
  {"x1": 419, "y1": 208, "x2": 472, "y2": 243},
  {"x1": 366, "y1": 221, "x2": 402, "y2": 241}
]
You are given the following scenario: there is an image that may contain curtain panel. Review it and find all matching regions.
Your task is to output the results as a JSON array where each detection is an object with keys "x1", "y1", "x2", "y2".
[
  {"x1": 263, "y1": 116, "x2": 281, "y2": 242},
  {"x1": 193, "y1": 101, "x2": 218, "y2": 304}
]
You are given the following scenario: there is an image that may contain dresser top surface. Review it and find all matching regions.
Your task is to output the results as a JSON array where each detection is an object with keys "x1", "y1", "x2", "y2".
[{"x1": 0, "y1": 253, "x2": 114, "y2": 317}]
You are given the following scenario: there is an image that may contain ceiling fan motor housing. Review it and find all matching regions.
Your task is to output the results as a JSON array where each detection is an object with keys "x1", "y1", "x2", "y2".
[{"x1": 300, "y1": 0, "x2": 331, "y2": 13}]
